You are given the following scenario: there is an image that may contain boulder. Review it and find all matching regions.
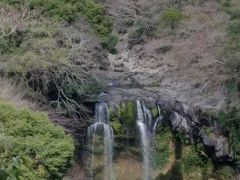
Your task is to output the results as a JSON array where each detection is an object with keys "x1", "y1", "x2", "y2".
[
  {"x1": 158, "y1": 100, "x2": 234, "y2": 162},
  {"x1": 200, "y1": 131, "x2": 233, "y2": 161},
  {"x1": 215, "y1": 137, "x2": 233, "y2": 160}
]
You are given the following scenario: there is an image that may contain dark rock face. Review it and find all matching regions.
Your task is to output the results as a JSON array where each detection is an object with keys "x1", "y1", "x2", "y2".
[
  {"x1": 169, "y1": 101, "x2": 200, "y2": 141},
  {"x1": 157, "y1": 100, "x2": 200, "y2": 140},
  {"x1": 101, "y1": 88, "x2": 234, "y2": 162},
  {"x1": 157, "y1": 100, "x2": 234, "y2": 162},
  {"x1": 200, "y1": 131, "x2": 233, "y2": 161}
]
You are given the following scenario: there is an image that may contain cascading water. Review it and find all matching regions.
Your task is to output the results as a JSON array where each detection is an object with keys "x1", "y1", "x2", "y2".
[
  {"x1": 153, "y1": 105, "x2": 163, "y2": 137},
  {"x1": 136, "y1": 100, "x2": 162, "y2": 180},
  {"x1": 87, "y1": 102, "x2": 114, "y2": 180},
  {"x1": 137, "y1": 100, "x2": 151, "y2": 180}
]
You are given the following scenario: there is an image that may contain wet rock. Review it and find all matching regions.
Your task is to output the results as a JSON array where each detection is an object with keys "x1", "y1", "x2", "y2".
[{"x1": 157, "y1": 100, "x2": 233, "y2": 161}]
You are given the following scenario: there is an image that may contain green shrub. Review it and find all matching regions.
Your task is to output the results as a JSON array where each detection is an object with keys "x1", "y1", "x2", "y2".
[
  {"x1": 110, "y1": 121, "x2": 122, "y2": 135},
  {"x1": 220, "y1": 1, "x2": 240, "y2": 80},
  {"x1": 181, "y1": 145, "x2": 206, "y2": 173},
  {"x1": 161, "y1": 8, "x2": 183, "y2": 29},
  {"x1": 119, "y1": 101, "x2": 137, "y2": 128},
  {"x1": 0, "y1": 101, "x2": 74, "y2": 179},
  {"x1": 0, "y1": 15, "x2": 102, "y2": 118},
  {"x1": 227, "y1": 20, "x2": 240, "y2": 37},
  {"x1": 218, "y1": 107, "x2": 240, "y2": 162},
  {"x1": 0, "y1": 32, "x2": 25, "y2": 54},
  {"x1": 3, "y1": 64, "x2": 102, "y2": 118},
  {"x1": 151, "y1": 127, "x2": 173, "y2": 169},
  {"x1": 4, "y1": 0, "x2": 117, "y2": 52},
  {"x1": 101, "y1": 35, "x2": 118, "y2": 54},
  {"x1": 213, "y1": 166, "x2": 234, "y2": 180},
  {"x1": 225, "y1": 7, "x2": 240, "y2": 19}
]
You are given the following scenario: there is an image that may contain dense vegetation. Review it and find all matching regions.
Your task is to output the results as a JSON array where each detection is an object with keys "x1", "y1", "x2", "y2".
[
  {"x1": 220, "y1": 0, "x2": 240, "y2": 80},
  {"x1": 0, "y1": 101, "x2": 74, "y2": 179},
  {"x1": 0, "y1": 2, "x2": 103, "y2": 118},
  {"x1": 218, "y1": 108, "x2": 240, "y2": 163},
  {"x1": 1, "y1": 0, "x2": 240, "y2": 179},
  {"x1": 151, "y1": 127, "x2": 173, "y2": 169},
  {"x1": 2, "y1": 0, "x2": 117, "y2": 52}
]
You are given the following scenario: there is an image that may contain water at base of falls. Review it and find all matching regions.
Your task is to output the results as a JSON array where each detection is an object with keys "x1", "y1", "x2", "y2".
[{"x1": 87, "y1": 102, "x2": 114, "y2": 180}]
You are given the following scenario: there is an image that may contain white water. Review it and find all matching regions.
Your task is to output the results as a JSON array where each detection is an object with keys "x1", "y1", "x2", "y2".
[
  {"x1": 136, "y1": 101, "x2": 162, "y2": 180},
  {"x1": 136, "y1": 100, "x2": 151, "y2": 180},
  {"x1": 153, "y1": 105, "x2": 163, "y2": 137},
  {"x1": 87, "y1": 102, "x2": 114, "y2": 180}
]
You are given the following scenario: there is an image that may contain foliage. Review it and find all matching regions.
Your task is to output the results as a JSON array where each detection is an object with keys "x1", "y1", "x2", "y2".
[
  {"x1": 118, "y1": 101, "x2": 137, "y2": 129},
  {"x1": 220, "y1": 0, "x2": 240, "y2": 80},
  {"x1": 4, "y1": 63, "x2": 101, "y2": 118},
  {"x1": 0, "y1": 32, "x2": 25, "y2": 54},
  {"x1": 217, "y1": 107, "x2": 240, "y2": 163},
  {"x1": 0, "y1": 101, "x2": 74, "y2": 179},
  {"x1": 150, "y1": 106, "x2": 159, "y2": 118},
  {"x1": 109, "y1": 101, "x2": 137, "y2": 137},
  {"x1": 161, "y1": 8, "x2": 183, "y2": 29},
  {"x1": 213, "y1": 166, "x2": 234, "y2": 180},
  {"x1": 3, "y1": 0, "x2": 117, "y2": 52},
  {"x1": 0, "y1": 14, "x2": 102, "y2": 118},
  {"x1": 180, "y1": 144, "x2": 207, "y2": 173},
  {"x1": 175, "y1": 131, "x2": 191, "y2": 145},
  {"x1": 101, "y1": 35, "x2": 118, "y2": 54},
  {"x1": 128, "y1": 21, "x2": 154, "y2": 47},
  {"x1": 202, "y1": 126, "x2": 215, "y2": 138},
  {"x1": 110, "y1": 121, "x2": 122, "y2": 135},
  {"x1": 151, "y1": 127, "x2": 173, "y2": 169}
]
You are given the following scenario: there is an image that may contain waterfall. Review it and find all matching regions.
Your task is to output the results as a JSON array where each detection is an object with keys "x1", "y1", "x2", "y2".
[
  {"x1": 136, "y1": 100, "x2": 151, "y2": 180},
  {"x1": 153, "y1": 105, "x2": 163, "y2": 137},
  {"x1": 87, "y1": 102, "x2": 114, "y2": 180},
  {"x1": 136, "y1": 100, "x2": 162, "y2": 180}
]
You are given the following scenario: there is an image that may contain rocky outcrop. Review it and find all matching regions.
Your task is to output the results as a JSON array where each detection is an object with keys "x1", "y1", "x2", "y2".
[
  {"x1": 100, "y1": 87, "x2": 233, "y2": 162},
  {"x1": 157, "y1": 100, "x2": 234, "y2": 162},
  {"x1": 200, "y1": 131, "x2": 233, "y2": 161}
]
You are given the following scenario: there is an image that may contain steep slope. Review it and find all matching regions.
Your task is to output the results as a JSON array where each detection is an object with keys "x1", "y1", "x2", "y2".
[{"x1": 94, "y1": 0, "x2": 229, "y2": 110}]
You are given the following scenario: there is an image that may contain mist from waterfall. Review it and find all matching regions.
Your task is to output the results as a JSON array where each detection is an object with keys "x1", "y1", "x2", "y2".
[
  {"x1": 136, "y1": 100, "x2": 162, "y2": 180},
  {"x1": 87, "y1": 102, "x2": 114, "y2": 180}
]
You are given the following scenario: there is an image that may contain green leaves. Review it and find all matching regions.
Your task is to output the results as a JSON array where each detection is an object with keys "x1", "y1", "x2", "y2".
[
  {"x1": 218, "y1": 107, "x2": 240, "y2": 162},
  {"x1": 161, "y1": 8, "x2": 183, "y2": 29},
  {"x1": 0, "y1": 102, "x2": 74, "y2": 179},
  {"x1": 3, "y1": 0, "x2": 117, "y2": 52}
]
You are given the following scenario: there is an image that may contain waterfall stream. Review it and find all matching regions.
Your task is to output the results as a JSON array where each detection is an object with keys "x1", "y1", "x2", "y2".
[
  {"x1": 136, "y1": 100, "x2": 151, "y2": 180},
  {"x1": 136, "y1": 100, "x2": 162, "y2": 180},
  {"x1": 87, "y1": 102, "x2": 114, "y2": 180},
  {"x1": 87, "y1": 100, "x2": 162, "y2": 180}
]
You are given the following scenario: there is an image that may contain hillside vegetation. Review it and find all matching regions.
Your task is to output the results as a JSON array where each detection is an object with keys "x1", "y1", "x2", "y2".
[
  {"x1": 1, "y1": 0, "x2": 240, "y2": 179},
  {"x1": 0, "y1": 101, "x2": 74, "y2": 179},
  {"x1": 0, "y1": 1, "x2": 104, "y2": 118}
]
